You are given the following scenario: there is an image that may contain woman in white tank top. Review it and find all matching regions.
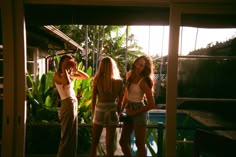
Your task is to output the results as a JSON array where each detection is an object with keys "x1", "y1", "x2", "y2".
[
  {"x1": 53, "y1": 55, "x2": 89, "y2": 157},
  {"x1": 119, "y1": 55, "x2": 155, "y2": 157}
]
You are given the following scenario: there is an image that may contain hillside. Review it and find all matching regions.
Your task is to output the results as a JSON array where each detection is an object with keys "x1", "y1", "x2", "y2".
[{"x1": 178, "y1": 37, "x2": 236, "y2": 123}]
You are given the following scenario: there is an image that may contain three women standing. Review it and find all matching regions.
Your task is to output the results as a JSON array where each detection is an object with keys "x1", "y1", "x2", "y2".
[{"x1": 54, "y1": 54, "x2": 155, "y2": 157}]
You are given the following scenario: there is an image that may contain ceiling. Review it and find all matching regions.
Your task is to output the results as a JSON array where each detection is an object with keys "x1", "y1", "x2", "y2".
[
  {"x1": 23, "y1": 4, "x2": 236, "y2": 27},
  {"x1": 23, "y1": 0, "x2": 236, "y2": 6},
  {"x1": 24, "y1": 5, "x2": 170, "y2": 26},
  {"x1": 1, "y1": 2, "x2": 236, "y2": 44}
]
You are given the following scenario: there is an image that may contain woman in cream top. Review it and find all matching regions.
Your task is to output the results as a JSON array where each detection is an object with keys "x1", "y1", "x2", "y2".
[{"x1": 53, "y1": 55, "x2": 88, "y2": 157}]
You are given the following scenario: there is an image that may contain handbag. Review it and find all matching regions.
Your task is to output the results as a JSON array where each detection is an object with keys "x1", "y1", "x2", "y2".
[{"x1": 119, "y1": 112, "x2": 130, "y2": 122}]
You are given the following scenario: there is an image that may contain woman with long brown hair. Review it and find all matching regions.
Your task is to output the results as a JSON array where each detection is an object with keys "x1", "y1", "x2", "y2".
[{"x1": 119, "y1": 55, "x2": 155, "y2": 157}]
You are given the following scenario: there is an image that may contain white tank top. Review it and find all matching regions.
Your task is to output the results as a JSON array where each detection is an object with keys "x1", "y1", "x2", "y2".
[
  {"x1": 55, "y1": 82, "x2": 76, "y2": 100},
  {"x1": 127, "y1": 78, "x2": 144, "y2": 102}
]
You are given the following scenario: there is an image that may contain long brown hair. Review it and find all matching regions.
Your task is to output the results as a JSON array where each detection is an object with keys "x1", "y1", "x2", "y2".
[{"x1": 127, "y1": 55, "x2": 154, "y2": 89}]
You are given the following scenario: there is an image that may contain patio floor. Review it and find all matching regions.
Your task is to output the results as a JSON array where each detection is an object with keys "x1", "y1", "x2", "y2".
[
  {"x1": 26, "y1": 109, "x2": 236, "y2": 157},
  {"x1": 180, "y1": 109, "x2": 236, "y2": 140}
]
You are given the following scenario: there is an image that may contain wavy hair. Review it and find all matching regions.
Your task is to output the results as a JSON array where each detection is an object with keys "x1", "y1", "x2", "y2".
[{"x1": 127, "y1": 55, "x2": 154, "y2": 89}]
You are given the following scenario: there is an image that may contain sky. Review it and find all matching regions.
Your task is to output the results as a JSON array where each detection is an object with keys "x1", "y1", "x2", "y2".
[{"x1": 130, "y1": 26, "x2": 236, "y2": 56}]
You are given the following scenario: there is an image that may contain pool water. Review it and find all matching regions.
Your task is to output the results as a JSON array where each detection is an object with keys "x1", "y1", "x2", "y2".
[
  {"x1": 130, "y1": 111, "x2": 204, "y2": 157},
  {"x1": 148, "y1": 112, "x2": 203, "y2": 140}
]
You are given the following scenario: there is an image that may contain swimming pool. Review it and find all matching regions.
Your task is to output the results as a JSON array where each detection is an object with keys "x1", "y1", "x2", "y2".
[{"x1": 130, "y1": 110, "x2": 204, "y2": 157}]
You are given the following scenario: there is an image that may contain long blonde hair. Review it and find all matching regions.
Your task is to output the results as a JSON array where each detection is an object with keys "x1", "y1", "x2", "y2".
[{"x1": 93, "y1": 56, "x2": 121, "y2": 92}]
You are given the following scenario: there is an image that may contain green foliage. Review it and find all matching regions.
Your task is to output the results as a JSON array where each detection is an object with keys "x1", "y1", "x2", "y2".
[
  {"x1": 26, "y1": 71, "x2": 59, "y2": 123},
  {"x1": 178, "y1": 37, "x2": 236, "y2": 99},
  {"x1": 146, "y1": 121, "x2": 159, "y2": 157},
  {"x1": 55, "y1": 25, "x2": 145, "y2": 78},
  {"x1": 73, "y1": 63, "x2": 93, "y2": 123},
  {"x1": 159, "y1": 78, "x2": 167, "y2": 104},
  {"x1": 26, "y1": 61, "x2": 93, "y2": 123}
]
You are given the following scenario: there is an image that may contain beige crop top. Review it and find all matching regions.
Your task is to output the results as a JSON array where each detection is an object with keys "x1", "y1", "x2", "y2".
[
  {"x1": 127, "y1": 78, "x2": 144, "y2": 102},
  {"x1": 55, "y1": 82, "x2": 76, "y2": 100}
]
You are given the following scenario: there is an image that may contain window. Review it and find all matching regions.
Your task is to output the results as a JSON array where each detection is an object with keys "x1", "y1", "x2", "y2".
[{"x1": 27, "y1": 47, "x2": 38, "y2": 87}]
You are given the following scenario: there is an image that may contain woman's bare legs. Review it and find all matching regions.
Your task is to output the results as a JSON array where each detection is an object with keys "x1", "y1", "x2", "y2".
[
  {"x1": 89, "y1": 123, "x2": 103, "y2": 157},
  {"x1": 134, "y1": 125, "x2": 146, "y2": 157},
  {"x1": 119, "y1": 122, "x2": 133, "y2": 157},
  {"x1": 106, "y1": 125, "x2": 117, "y2": 157}
]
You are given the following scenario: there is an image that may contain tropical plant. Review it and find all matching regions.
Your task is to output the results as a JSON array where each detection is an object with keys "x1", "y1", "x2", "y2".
[
  {"x1": 26, "y1": 71, "x2": 60, "y2": 153},
  {"x1": 55, "y1": 25, "x2": 145, "y2": 78},
  {"x1": 129, "y1": 120, "x2": 161, "y2": 157},
  {"x1": 26, "y1": 71, "x2": 59, "y2": 123},
  {"x1": 145, "y1": 121, "x2": 159, "y2": 157}
]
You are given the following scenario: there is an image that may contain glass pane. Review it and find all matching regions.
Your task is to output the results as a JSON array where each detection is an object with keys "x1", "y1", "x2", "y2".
[
  {"x1": 179, "y1": 13, "x2": 236, "y2": 56},
  {"x1": 130, "y1": 26, "x2": 169, "y2": 57},
  {"x1": 27, "y1": 63, "x2": 34, "y2": 74},
  {"x1": 177, "y1": 58, "x2": 236, "y2": 99},
  {"x1": 27, "y1": 48, "x2": 34, "y2": 61},
  {"x1": 179, "y1": 27, "x2": 236, "y2": 56},
  {"x1": 178, "y1": 12, "x2": 236, "y2": 157}
]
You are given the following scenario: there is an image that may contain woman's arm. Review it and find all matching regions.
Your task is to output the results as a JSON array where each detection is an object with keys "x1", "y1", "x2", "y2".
[
  {"x1": 120, "y1": 88, "x2": 128, "y2": 113},
  {"x1": 54, "y1": 69, "x2": 71, "y2": 85},
  {"x1": 127, "y1": 80, "x2": 155, "y2": 116},
  {"x1": 54, "y1": 57, "x2": 74, "y2": 85},
  {"x1": 91, "y1": 80, "x2": 98, "y2": 115},
  {"x1": 65, "y1": 58, "x2": 89, "y2": 80},
  {"x1": 126, "y1": 71, "x2": 131, "y2": 80},
  {"x1": 121, "y1": 71, "x2": 131, "y2": 110},
  {"x1": 70, "y1": 69, "x2": 89, "y2": 80},
  {"x1": 117, "y1": 80, "x2": 124, "y2": 114}
]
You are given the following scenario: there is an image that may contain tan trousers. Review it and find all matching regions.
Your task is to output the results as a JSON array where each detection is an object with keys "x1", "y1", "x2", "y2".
[{"x1": 57, "y1": 97, "x2": 78, "y2": 157}]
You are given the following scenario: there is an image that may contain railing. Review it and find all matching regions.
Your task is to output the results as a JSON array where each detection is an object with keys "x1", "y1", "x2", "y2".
[{"x1": 79, "y1": 123, "x2": 236, "y2": 157}]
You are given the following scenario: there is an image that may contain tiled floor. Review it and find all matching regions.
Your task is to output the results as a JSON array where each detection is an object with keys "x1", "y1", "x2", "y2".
[{"x1": 99, "y1": 128, "x2": 124, "y2": 156}]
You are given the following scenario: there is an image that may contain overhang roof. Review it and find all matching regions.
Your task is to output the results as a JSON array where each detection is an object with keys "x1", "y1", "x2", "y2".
[
  {"x1": 24, "y1": 4, "x2": 236, "y2": 28},
  {"x1": 42, "y1": 25, "x2": 83, "y2": 51},
  {"x1": 1, "y1": 2, "x2": 236, "y2": 45},
  {"x1": 26, "y1": 25, "x2": 83, "y2": 52}
]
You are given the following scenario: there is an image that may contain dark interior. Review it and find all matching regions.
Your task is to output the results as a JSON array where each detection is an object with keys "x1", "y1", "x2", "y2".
[
  {"x1": 0, "y1": 4, "x2": 235, "y2": 44},
  {"x1": 23, "y1": 4, "x2": 236, "y2": 27}
]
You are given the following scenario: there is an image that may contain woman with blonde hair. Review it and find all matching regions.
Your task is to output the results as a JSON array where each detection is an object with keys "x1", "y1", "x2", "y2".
[
  {"x1": 89, "y1": 56, "x2": 124, "y2": 157},
  {"x1": 119, "y1": 55, "x2": 155, "y2": 157}
]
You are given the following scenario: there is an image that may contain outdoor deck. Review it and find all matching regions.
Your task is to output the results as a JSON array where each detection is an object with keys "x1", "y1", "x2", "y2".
[{"x1": 26, "y1": 109, "x2": 236, "y2": 157}]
